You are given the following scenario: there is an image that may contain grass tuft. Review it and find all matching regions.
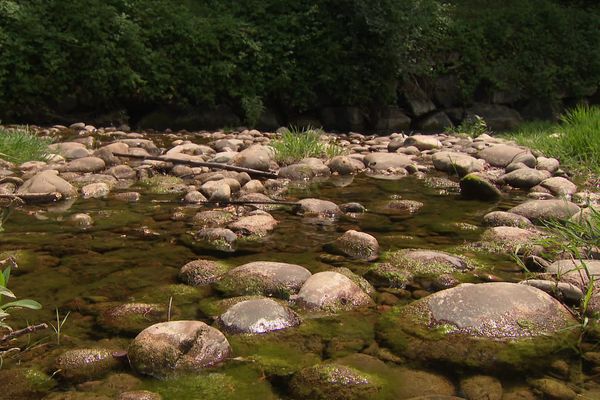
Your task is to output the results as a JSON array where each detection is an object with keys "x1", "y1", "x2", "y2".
[
  {"x1": 0, "y1": 127, "x2": 52, "y2": 164},
  {"x1": 271, "y1": 126, "x2": 345, "y2": 165},
  {"x1": 504, "y1": 105, "x2": 600, "y2": 176}
]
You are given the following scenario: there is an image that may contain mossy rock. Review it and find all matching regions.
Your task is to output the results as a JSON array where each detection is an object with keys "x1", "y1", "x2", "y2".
[
  {"x1": 0, "y1": 367, "x2": 55, "y2": 400},
  {"x1": 139, "y1": 175, "x2": 186, "y2": 194},
  {"x1": 145, "y1": 364, "x2": 278, "y2": 400},
  {"x1": 98, "y1": 303, "x2": 174, "y2": 335},
  {"x1": 289, "y1": 363, "x2": 382, "y2": 400},
  {"x1": 55, "y1": 348, "x2": 123, "y2": 382},
  {"x1": 376, "y1": 283, "x2": 579, "y2": 371}
]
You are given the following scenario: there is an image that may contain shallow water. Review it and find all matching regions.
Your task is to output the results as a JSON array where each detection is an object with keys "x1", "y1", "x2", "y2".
[{"x1": 0, "y1": 172, "x2": 577, "y2": 398}]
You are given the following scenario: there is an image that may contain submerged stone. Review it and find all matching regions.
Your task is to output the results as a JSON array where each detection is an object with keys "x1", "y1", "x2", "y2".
[
  {"x1": 326, "y1": 230, "x2": 379, "y2": 261},
  {"x1": 178, "y1": 259, "x2": 229, "y2": 286},
  {"x1": 98, "y1": 303, "x2": 170, "y2": 335},
  {"x1": 460, "y1": 173, "x2": 502, "y2": 201},
  {"x1": 376, "y1": 283, "x2": 578, "y2": 371},
  {"x1": 56, "y1": 348, "x2": 122, "y2": 382}
]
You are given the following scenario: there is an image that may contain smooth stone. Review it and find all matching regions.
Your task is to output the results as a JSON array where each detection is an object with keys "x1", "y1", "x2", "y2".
[
  {"x1": 192, "y1": 210, "x2": 235, "y2": 227},
  {"x1": 48, "y1": 142, "x2": 90, "y2": 159},
  {"x1": 194, "y1": 228, "x2": 237, "y2": 252},
  {"x1": 108, "y1": 165, "x2": 137, "y2": 180},
  {"x1": 69, "y1": 213, "x2": 94, "y2": 228},
  {"x1": 81, "y1": 182, "x2": 110, "y2": 199},
  {"x1": 363, "y1": 153, "x2": 413, "y2": 171},
  {"x1": 403, "y1": 135, "x2": 442, "y2": 151},
  {"x1": 113, "y1": 192, "x2": 141, "y2": 202},
  {"x1": 293, "y1": 271, "x2": 374, "y2": 311},
  {"x1": 179, "y1": 259, "x2": 229, "y2": 286},
  {"x1": 477, "y1": 144, "x2": 536, "y2": 168},
  {"x1": 200, "y1": 180, "x2": 231, "y2": 202},
  {"x1": 520, "y1": 279, "x2": 583, "y2": 303},
  {"x1": 128, "y1": 321, "x2": 231, "y2": 378},
  {"x1": 217, "y1": 261, "x2": 311, "y2": 298},
  {"x1": 500, "y1": 168, "x2": 551, "y2": 189},
  {"x1": 529, "y1": 378, "x2": 576, "y2": 400},
  {"x1": 277, "y1": 164, "x2": 318, "y2": 180},
  {"x1": 432, "y1": 151, "x2": 484, "y2": 176},
  {"x1": 55, "y1": 348, "x2": 121, "y2": 382},
  {"x1": 217, "y1": 298, "x2": 300, "y2": 334},
  {"x1": 385, "y1": 200, "x2": 423, "y2": 213},
  {"x1": 295, "y1": 198, "x2": 342, "y2": 218},
  {"x1": 183, "y1": 190, "x2": 207, "y2": 204},
  {"x1": 117, "y1": 390, "x2": 162, "y2": 400},
  {"x1": 482, "y1": 211, "x2": 532, "y2": 228},
  {"x1": 61, "y1": 156, "x2": 106, "y2": 173},
  {"x1": 536, "y1": 157, "x2": 560, "y2": 173},
  {"x1": 540, "y1": 177, "x2": 577, "y2": 196},
  {"x1": 545, "y1": 259, "x2": 600, "y2": 291},
  {"x1": 460, "y1": 173, "x2": 502, "y2": 201},
  {"x1": 479, "y1": 226, "x2": 543, "y2": 252},
  {"x1": 327, "y1": 230, "x2": 379, "y2": 261},
  {"x1": 227, "y1": 213, "x2": 278, "y2": 236},
  {"x1": 232, "y1": 145, "x2": 273, "y2": 171},
  {"x1": 509, "y1": 200, "x2": 580, "y2": 222},
  {"x1": 377, "y1": 283, "x2": 579, "y2": 370},
  {"x1": 328, "y1": 156, "x2": 365, "y2": 175},
  {"x1": 241, "y1": 179, "x2": 265, "y2": 194},
  {"x1": 17, "y1": 170, "x2": 77, "y2": 197}
]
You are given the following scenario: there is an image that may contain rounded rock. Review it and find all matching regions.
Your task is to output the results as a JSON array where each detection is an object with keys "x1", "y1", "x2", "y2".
[
  {"x1": 179, "y1": 259, "x2": 229, "y2": 286},
  {"x1": 327, "y1": 230, "x2": 379, "y2": 261},
  {"x1": 56, "y1": 348, "x2": 121, "y2": 382},
  {"x1": 217, "y1": 298, "x2": 300, "y2": 334},
  {"x1": 128, "y1": 321, "x2": 231, "y2": 379},
  {"x1": 294, "y1": 271, "x2": 374, "y2": 312},
  {"x1": 509, "y1": 199, "x2": 580, "y2": 222}
]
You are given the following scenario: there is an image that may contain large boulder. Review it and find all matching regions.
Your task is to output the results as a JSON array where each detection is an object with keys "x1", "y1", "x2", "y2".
[
  {"x1": 217, "y1": 298, "x2": 300, "y2": 334},
  {"x1": 293, "y1": 271, "x2": 374, "y2": 311},
  {"x1": 376, "y1": 283, "x2": 579, "y2": 371},
  {"x1": 128, "y1": 321, "x2": 231, "y2": 378},
  {"x1": 432, "y1": 152, "x2": 484, "y2": 176},
  {"x1": 17, "y1": 170, "x2": 77, "y2": 197},
  {"x1": 509, "y1": 199, "x2": 580, "y2": 222},
  {"x1": 465, "y1": 104, "x2": 522, "y2": 131},
  {"x1": 477, "y1": 144, "x2": 535, "y2": 168},
  {"x1": 417, "y1": 112, "x2": 453, "y2": 132},
  {"x1": 216, "y1": 261, "x2": 311, "y2": 298}
]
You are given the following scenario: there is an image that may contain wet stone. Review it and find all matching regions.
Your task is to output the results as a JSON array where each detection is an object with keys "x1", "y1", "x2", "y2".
[
  {"x1": 295, "y1": 198, "x2": 342, "y2": 218},
  {"x1": 460, "y1": 173, "x2": 502, "y2": 201},
  {"x1": 327, "y1": 230, "x2": 379, "y2": 261},
  {"x1": 178, "y1": 259, "x2": 229, "y2": 286},
  {"x1": 193, "y1": 228, "x2": 237, "y2": 252},
  {"x1": 56, "y1": 348, "x2": 122, "y2": 382},
  {"x1": 217, "y1": 298, "x2": 301, "y2": 334},
  {"x1": 460, "y1": 375, "x2": 502, "y2": 400},
  {"x1": 128, "y1": 321, "x2": 231, "y2": 379},
  {"x1": 227, "y1": 212, "x2": 278, "y2": 236},
  {"x1": 482, "y1": 211, "x2": 532, "y2": 228},
  {"x1": 293, "y1": 271, "x2": 374, "y2": 312},
  {"x1": 216, "y1": 261, "x2": 311, "y2": 298},
  {"x1": 98, "y1": 303, "x2": 169, "y2": 335},
  {"x1": 116, "y1": 390, "x2": 162, "y2": 400}
]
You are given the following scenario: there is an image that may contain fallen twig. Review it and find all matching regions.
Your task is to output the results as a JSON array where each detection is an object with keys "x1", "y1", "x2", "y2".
[
  {"x1": 0, "y1": 192, "x2": 62, "y2": 204},
  {"x1": 0, "y1": 323, "x2": 48, "y2": 343},
  {"x1": 112, "y1": 152, "x2": 279, "y2": 179}
]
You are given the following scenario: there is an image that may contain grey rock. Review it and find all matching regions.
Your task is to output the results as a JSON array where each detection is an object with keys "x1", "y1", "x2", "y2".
[
  {"x1": 99, "y1": 303, "x2": 169, "y2": 335},
  {"x1": 128, "y1": 321, "x2": 231, "y2": 378},
  {"x1": 217, "y1": 298, "x2": 300, "y2": 334},
  {"x1": 61, "y1": 156, "x2": 106, "y2": 173},
  {"x1": 48, "y1": 142, "x2": 90, "y2": 160},
  {"x1": 509, "y1": 199, "x2": 580, "y2": 222},
  {"x1": 417, "y1": 112, "x2": 453, "y2": 132},
  {"x1": 294, "y1": 271, "x2": 374, "y2": 311},
  {"x1": 278, "y1": 164, "x2": 318, "y2": 180},
  {"x1": 194, "y1": 228, "x2": 237, "y2": 252},
  {"x1": 520, "y1": 279, "x2": 583, "y2": 303},
  {"x1": 217, "y1": 261, "x2": 311, "y2": 298},
  {"x1": 81, "y1": 182, "x2": 110, "y2": 199},
  {"x1": 478, "y1": 144, "x2": 535, "y2": 168},
  {"x1": 327, "y1": 230, "x2": 379, "y2": 261},
  {"x1": 295, "y1": 198, "x2": 342, "y2": 218},
  {"x1": 363, "y1": 153, "x2": 413, "y2": 171},
  {"x1": 179, "y1": 259, "x2": 229, "y2": 286},
  {"x1": 374, "y1": 106, "x2": 412, "y2": 132},
  {"x1": 403, "y1": 135, "x2": 442, "y2": 151},
  {"x1": 377, "y1": 283, "x2": 578, "y2": 370},
  {"x1": 233, "y1": 145, "x2": 273, "y2": 171},
  {"x1": 432, "y1": 152, "x2": 484, "y2": 176},
  {"x1": 228, "y1": 213, "x2": 278, "y2": 236},
  {"x1": 545, "y1": 259, "x2": 600, "y2": 291},
  {"x1": 183, "y1": 190, "x2": 207, "y2": 204},
  {"x1": 328, "y1": 156, "x2": 365, "y2": 175},
  {"x1": 536, "y1": 157, "x2": 560, "y2": 173},
  {"x1": 500, "y1": 168, "x2": 551, "y2": 189},
  {"x1": 540, "y1": 177, "x2": 577, "y2": 196},
  {"x1": 465, "y1": 104, "x2": 522, "y2": 131},
  {"x1": 482, "y1": 211, "x2": 532, "y2": 228},
  {"x1": 108, "y1": 165, "x2": 136, "y2": 180},
  {"x1": 17, "y1": 170, "x2": 77, "y2": 197}
]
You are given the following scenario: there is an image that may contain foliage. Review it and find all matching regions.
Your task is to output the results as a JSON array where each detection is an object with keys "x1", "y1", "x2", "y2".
[
  {"x1": 0, "y1": 127, "x2": 51, "y2": 164},
  {"x1": 505, "y1": 105, "x2": 600, "y2": 175},
  {"x1": 0, "y1": 258, "x2": 42, "y2": 331},
  {"x1": 241, "y1": 96, "x2": 265, "y2": 128},
  {"x1": 446, "y1": 114, "x2": 488, "y2": 137},
  {"x1": 271, "y1": 126, "x2": 345, "y2": 165},
  {"x1": 0, "y1": 1, "x2": 598, "y2": 122}
]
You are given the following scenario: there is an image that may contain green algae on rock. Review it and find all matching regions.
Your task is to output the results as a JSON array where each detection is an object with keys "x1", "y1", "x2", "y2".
[{"x1": 376, "y1": 282, "x2": 579, "y2": 371}]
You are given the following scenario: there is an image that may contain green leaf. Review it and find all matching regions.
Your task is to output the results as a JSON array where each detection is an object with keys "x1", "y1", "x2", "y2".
[
  {"x1": 0, "y1": 299, "x2": 42, "y2": 310},
  {"x1": 0, "y1": 286, "x2": 16, "y2": 299},
  {"x1": 2, "y1": 266, "x2": 10, "y2": 286}
]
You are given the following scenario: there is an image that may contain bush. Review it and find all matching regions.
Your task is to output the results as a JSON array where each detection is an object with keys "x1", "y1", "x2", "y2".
[{"x1": 271, "y1": 126, "x2": 344, "y2": 165}]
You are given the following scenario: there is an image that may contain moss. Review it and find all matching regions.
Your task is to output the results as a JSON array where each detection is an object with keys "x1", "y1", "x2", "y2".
[
  {"x1": 145, "y1": 364, "x2": 278, "y2": 400},
  {"x1": 139, "y1": 175, "x2": 186, "y2": 194}
]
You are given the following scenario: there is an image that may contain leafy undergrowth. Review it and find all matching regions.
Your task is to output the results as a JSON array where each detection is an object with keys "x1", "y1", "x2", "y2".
[
  {"x1": 0, "y1": 127, "x2": 51, "y2": 164},
  {"x1": 504, "y1": 105, "x2": 600, "y2": 179}
]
